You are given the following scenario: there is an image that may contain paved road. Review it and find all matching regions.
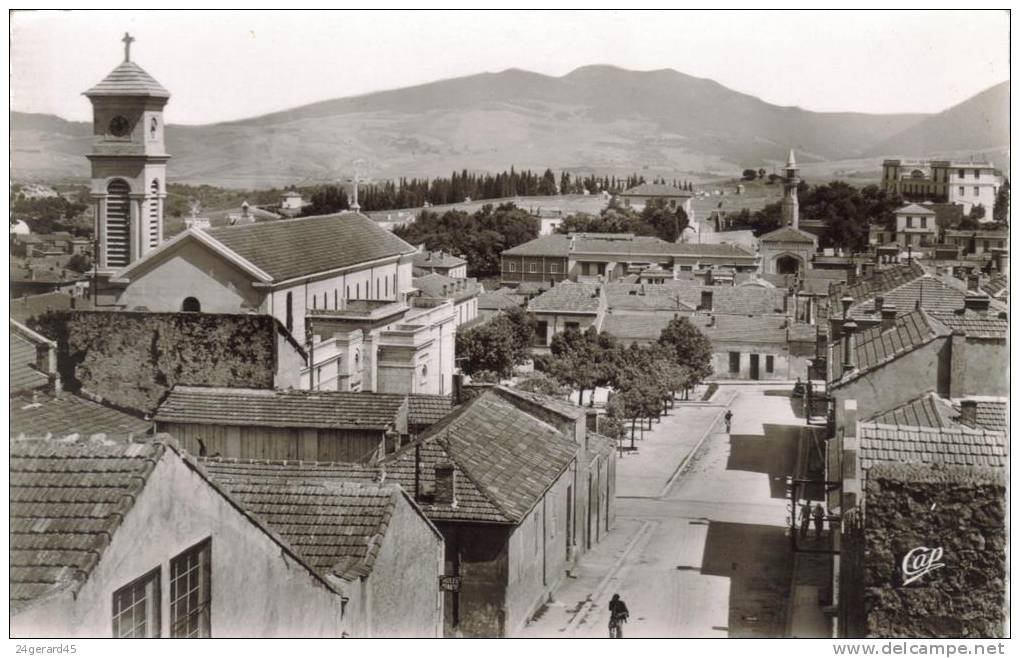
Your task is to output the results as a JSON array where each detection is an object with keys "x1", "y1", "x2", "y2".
[{"x1": 519, "y1": 384, "x2": 806, "y2": 638}]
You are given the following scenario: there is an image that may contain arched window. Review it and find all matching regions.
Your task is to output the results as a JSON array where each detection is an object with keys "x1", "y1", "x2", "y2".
[
  {"x1": 285, "y1": 292, "x2": 293, "y2": 332},
  {"x1": 181, "y1": 297, "x2": 201, "y2": 312},
  {"x1": 420, "y1": 363, "x2": 428, "y2": 382},
  {"x1": 105, "y1": 179, "x2": 131, "y2": 267}
]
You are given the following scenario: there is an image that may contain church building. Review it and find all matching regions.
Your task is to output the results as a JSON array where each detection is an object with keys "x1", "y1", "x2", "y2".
[
  {"x1": 85, "y1": 36, "x2": 457, "y2": 396},
  {"x1": 758, "y1": 149, "x2": 819, "y2": 275}
]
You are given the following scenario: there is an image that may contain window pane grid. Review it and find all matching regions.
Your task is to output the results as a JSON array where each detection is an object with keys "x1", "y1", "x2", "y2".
[
  {"x1": 170, "y1": 540, "x2": 211, "y2": 638},
  {"x1": 112, "y1": 569, "x2": 160, "y2": 638}
]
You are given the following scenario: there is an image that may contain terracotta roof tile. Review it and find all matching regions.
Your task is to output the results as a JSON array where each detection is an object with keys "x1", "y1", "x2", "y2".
[
  {"x1": 529, "y1": 282, "x2": 602, "y2": 314},
  {"x1": 155, "y1": 386, "x2": 407, "y2": 430},
  {"x1": 407, "y1": 394, "x2": 455, "y2": 429},
  {"x1": 412, "y1": 250, "x2": 466, "y2": 269},
  {"x1": 858, "y1": 423, "x2": 1007, "y2": 470},
  {"x1": 413, "y1": 273, "x2": 480, "y2": 302},
  {"x1": 204, "y1": 212, "x2": 415, "y2": 282},
  {"x1": 829, "y1": 309, "x2": 948, "y2": 386},
  {"x1": 83, "y1": 61, "x2": 170, "y2": 98},
  {"x1": 759, "y1": 226, "x2": 818, "y2": 244},
  {"x1": 10, "y1": 333, "x2": 50, "y2": 394},
  {"x1": 11, "y1": 393, "x2": 152, "y2": 440}
]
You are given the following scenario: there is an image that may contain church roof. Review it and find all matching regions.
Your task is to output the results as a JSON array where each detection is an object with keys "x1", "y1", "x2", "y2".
[
  {"x1": 759, "y1": 226, "x2": 817, "y2": 244},
  {"x1": 84, "y1": 61, "x2": 170, "y2": 98},
  {"x1": 204, "y1": 212, "x2": 416, "y2": 283}
]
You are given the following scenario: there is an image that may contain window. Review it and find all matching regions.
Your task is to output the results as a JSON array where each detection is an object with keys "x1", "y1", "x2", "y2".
[
  {"x1": 376, "y1": 279, "x2": 380, "y2": 299},
  {"x1": 346, "y1": 285, "x2": 350, "y2": 300},
  {"x1": 356, "y1": 283, "x2": 360, "y2": 299},
  {"x1": 285, "y1": 292, "x2": 293, "y2": 332},
  {"x1": 920, "y1": 217, "x2": 927, "y2": 229},
  {"x1": 334, "y1": 290, "x2": 338, "y2": 309},
  {"x1": 170, "y1": 539, "x2": 211, "y2": 638},
  {"x1": 181, "y1": 297, "x2": 201, "y2": 313},
  {"x1": 508, "y1": 261, "x2": 517, "y2": 272},
  {"x1": 392, "y1": 274, "x2": 397, "y2": 297},
  {"x1": 959, "y1": 187, "x2": 965, "y2": 197},
  {"x1": 420, "y1": 363, "x2": 428, "y2": 383},
  {"x1": 112, "y1": 568, "x2": 161, "y2": 638},
  {"x1": 728, "y1": 352, "x2": 740, "y2": 373},
  {"x1": 529, "y1": 262, "x2": 537, "y2": 273},
  {"x1": 550, "y1": 262, "x2": 558, "y2": 274},
  {"x1": 958, "y1": 169, "x2": 965, "y2": 179},
  {"x1": 906, "y1": 216, "x2": 913, "y2": 228},
  {"x1": 385, "y1": 277, "x2": 389, "y2": 297},
  {"x1": 974, "y1": 186, "x2": 980, "y2": 196},
  {"x1": 974, "y1": 169, "x2": 980, "y2": 179},
  {"x1": 766, "y1": 355, "x2": 774, "y2": 373},
  {"x1": 312, "y1": 295, "x2": 317, "y2": 310}
]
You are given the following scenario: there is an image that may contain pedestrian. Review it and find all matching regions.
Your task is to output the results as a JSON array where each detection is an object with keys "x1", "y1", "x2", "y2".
[
  {"x1": 724, "y1": 410, "x2": 733, "y2": 433},
  {"x1": 799, "y1": 501, "x2": 811, "y2": 539},
  {"x1": 813, "y1": 503, "x2": 825, "y2": 541},
  {"x1": 608, "y1": 593, "x2": 629, "y2": 638}
]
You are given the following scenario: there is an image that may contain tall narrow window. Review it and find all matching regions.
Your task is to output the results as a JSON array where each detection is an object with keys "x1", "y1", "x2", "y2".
[
  {"x1": 285, "y1": 292, "x2": 293, "y2": 332},
  {"x1": 376, "y1": 279, "x2": 380, "y2": 299},
  {"x1": 105, "y1": 179, "x2": 131, "y2": 267},
  {"x1": 356, "y1": 283, "x2": 360, "y2": 299},
  {"x1": 385, "y1": 277, "x2": 389, "y2": 297},
  {"x1": 148, "y1": 180, "x2": 160, "y2": 249},
  {"x1": 170, "y1": 539, "x2": 211, "y2": 638},
  {"x1": 392, "y1": 274, "x2": 397, "y2": 297},
  {"x1": 334, "y1": 290, "x2": 338, "y2": 309},
  {"x1": 112, "y1": 568, "x2": 161, "y2": 638}
]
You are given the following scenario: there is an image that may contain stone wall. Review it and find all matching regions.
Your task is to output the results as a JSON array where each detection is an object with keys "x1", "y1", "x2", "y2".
[
  {"x1": 841, "y1": 463, "x2": 1006, "y2": 638},
  {"x1": 64, "y1": 311, "x2": 299, "y2": 415}
]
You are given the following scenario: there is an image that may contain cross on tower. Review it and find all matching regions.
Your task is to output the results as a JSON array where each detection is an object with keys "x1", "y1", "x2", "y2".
[
  {"x1": 346, "y1": 160, "x2": 372, "y2": 212},
  {"x1": 122, "y1": 32, "x2": 135, "y2": 62}
]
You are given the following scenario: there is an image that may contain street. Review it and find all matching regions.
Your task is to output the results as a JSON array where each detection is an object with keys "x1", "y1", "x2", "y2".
[{"x1": 519, "y1": 383, "x2": 808, "y2": 638}]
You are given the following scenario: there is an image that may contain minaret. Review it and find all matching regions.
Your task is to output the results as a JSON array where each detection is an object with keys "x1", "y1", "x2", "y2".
[
  {"x1": 781, "y1": 148, "x2": 800, "y2": 229},
  {"x1": 84, "y1": 33, "x2": 170, "y2": 273}
]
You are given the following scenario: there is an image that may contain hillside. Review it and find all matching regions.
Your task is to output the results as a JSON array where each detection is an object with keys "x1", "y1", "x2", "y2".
[
  {"x1": 10, "y1": 66, "x2": 1007, "y2": 188},
  {"x1": 863, "y1": 81, "x2": 1009, "y2": 159}
]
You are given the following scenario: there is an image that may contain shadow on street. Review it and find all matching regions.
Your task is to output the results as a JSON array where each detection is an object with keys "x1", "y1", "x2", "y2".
[{"x1": 725, "y1": 423, "x2": 802, "y2": 499}]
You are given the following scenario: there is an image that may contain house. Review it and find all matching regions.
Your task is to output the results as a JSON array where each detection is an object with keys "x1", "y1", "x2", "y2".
[
  {"x1": 155, "y1": 386, "x2": 414, "y2": 462},
  {"x1": 413, "y1": 247, "x2": 468, "y2": 278},
  {"x1": 528, "y1": 281, "x2": 606, "y2": 347},
  {"x1": 317, "y1": 387, "x2": 616, "y2": 637},
  {"x1": 11, "y1": 436, "x2": 443, "y2": 638},
  {"x1": 942, "y1": 228, "x2": 1008, "y2": 256},
  {"x1": 102, "y1": 211, "x2": 456, "y2": 396},
  {"x1": 892, "y1": 203, "x2": 938, "y2": 249},
  {"x1": 413, "y1": 273, "x2": 481, "y2": 329},
  {"x1": 280, "y1": 190, "x2": 305, "y2": 211},
  {"x1": 477, "y1": 287, "x2": 526, "y2": 323},
  {"x1": 57, "y1": 311, "x2": 307, "y2": 416},
  {"x1": 881, "y1": 159, "x2": 1002, "y2": 214},
  {"x1": 616, "y1": 183, "x2": 694, "y2": 216},
  {"x1": 501, "y1": 232, "x2": 758, "y2": 287}
]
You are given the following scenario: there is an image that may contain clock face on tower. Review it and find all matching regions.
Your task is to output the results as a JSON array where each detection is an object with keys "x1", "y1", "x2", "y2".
[{"x1": 108, "y1": 115, "x2": 131, "y2": 137}]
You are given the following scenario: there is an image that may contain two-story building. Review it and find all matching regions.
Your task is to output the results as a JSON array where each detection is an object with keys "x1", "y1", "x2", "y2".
[
  {"x1": 893, "y1": 203, "x2": 937, "y2": 249},
  {"x1": 616, "y1": 183, "x2": 694, "y2": 215},
  {"x1": 882, "y1": 159, "x2": 1002, "y2": 214}
]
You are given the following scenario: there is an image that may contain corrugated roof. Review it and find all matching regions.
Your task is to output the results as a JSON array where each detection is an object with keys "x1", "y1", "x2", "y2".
[
  {"x1": 204, "y1": 212, "x2": 415, "y2": 282},
  {"x1": 155, "y1": 386, "x2": 407, "y2": 430},
  {"x1": 10, "y1": 440, "x2": 165, "y2": 612},
  {"x1": 858, "y1": 423, "x2": 1007, "y2": 470},
  {"x1": 198, "y1": 460, "x2": 401, "y2": 580},
  {"x1": 84, "y1": 61, "x2": 170, "y2": 98},
  {"x1": 11, "y1": 393, "x2": 153, "y2": 440}
]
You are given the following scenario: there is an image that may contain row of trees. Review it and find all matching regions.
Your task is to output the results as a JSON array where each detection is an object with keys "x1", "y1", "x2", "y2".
[
  {"x1": 393, "y1": 202, "x2": 539, "y2": 278},
  {"x1": 556, "y1": 197, "x2": 690, "y2": 242}
]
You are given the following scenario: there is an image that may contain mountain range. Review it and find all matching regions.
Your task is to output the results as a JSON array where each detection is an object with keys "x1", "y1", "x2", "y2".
[{"x1": 10, "y1": 65, "x2": 1009, "y2": 188}]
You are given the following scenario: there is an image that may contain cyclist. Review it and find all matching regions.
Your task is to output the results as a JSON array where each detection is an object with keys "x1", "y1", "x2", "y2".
[{"x1": 608, "y1": 593, "x2": 629, "y2": 638}]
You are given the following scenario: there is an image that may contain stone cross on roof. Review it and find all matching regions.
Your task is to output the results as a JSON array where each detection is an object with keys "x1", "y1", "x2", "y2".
[{"x1": 122, "y1": 32, "x2": 135, "y2": 62}]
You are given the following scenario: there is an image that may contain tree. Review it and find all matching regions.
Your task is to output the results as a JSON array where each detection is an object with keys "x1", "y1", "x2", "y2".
[
  {"x1": 538, "y1": 169, "x2": 558, "y2": 196},
  {"x1": 545, "y1": 327, "x2": 601, "y2": 406},
  {"x1": 742, "y1": 169, "x2": 758, "y2": 182},
  {"x1": 66, "y1": 253, "x2": 93, "y2": 273},
  {"x1": 757, "y1": 168, "x2": 767, "y2": 180},
  {"x1": 993, "y1": 178, "x2": 1010, "y2": 225},
  {"x1": 970, "y1": 204, "x2": 987, "y2": 221},
  {"x1": 302, "y1": 185, "x2": 349, "y2": 216},
  {"x1": 657, "y1": 317, "x2": 713, "y2": 384},
  {"x1": 455, "y1": 306, "x2": 535, "y2": 377},
  {"x1": 513, "y1": 372, "x2": 571, "y2": 397},
  {"x1": 641, "y1": 199, "x2": 690, "y2": 242}
]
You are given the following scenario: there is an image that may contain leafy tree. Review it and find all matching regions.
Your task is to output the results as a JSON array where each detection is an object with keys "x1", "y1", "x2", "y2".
[
  {"x1": 302, "y1": 185, "x2": 350, "y2": 216},
  {"x1": 513, "y1": 372, "x2": 571, "y2": 397},
  {"x1": 742, "y1": 169, "x2": 758, "y2": 182},
  {"x1": 970, "y1": 204, "x2": 986, "y2": 221},
  {"x1": 641, "y1": 199, "x2": 690, "y2": 242},
  {"x1": 538, "y1": 169, "x2": 558, "y2": 196},
  {"x1": 455, "y1": 306, "x2": 535, "y2": 376},
  {"x1": 758, "y1": 168, "x2": 767, "y2": 180},
  {"x1": 657, "y1": 317, "x2": 713, "y2": 384},
  {"x1": 66, "y1": 253, "x2": 93, "y2": 273},
  {"x1": 993, "y1": 178, "x2": 1010, "y2": 225},
  {"x1": 469, "y1": 370, "x2": 501, "y2": 383},
  {"x1": 545, "y1": 327, "x2": 602, "y2": 405}
]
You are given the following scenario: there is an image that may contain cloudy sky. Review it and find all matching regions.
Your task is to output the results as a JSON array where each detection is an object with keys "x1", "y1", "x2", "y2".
[{"x1": 11, "y1": 10, "x2": 1009, "y2": 125}]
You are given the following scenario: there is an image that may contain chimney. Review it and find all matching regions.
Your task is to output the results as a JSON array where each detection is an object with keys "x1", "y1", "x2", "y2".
[
  {"x1": 966, "y1": 273, "x2": 982, "y2": 292},
  {"x1": 998, "y1": 251, "x2": 1009, "y2": 275},
  {"x1": 841, "y1": 320, "x2": 858, "y2": 374},
  {"x1": 700, "y1": 290, "x2": 713, "y2": 311},
  {"x1": 434, "y1": 462, "x2": 457, "y2": 506},
  {"x1": 880, "y1": 304, "x2": 898, "y2": 330},
  {"x1": 959, "y1": 399, "x2": 978, "y2": 427},
  {"x1": 948, "y1": 331, "x2": 966, "y2": 398},
  {"x1": 452, "y1": 371, "x2": 464, "y2": 404},
  {"x1": 963, "y1": 292, "x2": 991, "y2": 314},
  {"x1": 873, "y1": 295, "x2": 884, "y2": 313}
]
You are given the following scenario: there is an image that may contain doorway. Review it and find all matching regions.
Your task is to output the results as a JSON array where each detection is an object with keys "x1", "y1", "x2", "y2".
[{"x1": 749, "y1": 353, "x2": 760, "y2": 380}]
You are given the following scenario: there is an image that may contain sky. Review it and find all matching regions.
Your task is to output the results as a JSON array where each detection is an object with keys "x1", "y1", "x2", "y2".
[{"x1": 10, "y1": 10, "x2": 1010, "y2": 125}]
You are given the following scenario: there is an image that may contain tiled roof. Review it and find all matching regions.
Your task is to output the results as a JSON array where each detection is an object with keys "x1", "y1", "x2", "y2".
[
  {"x1": 494, "y1": 386, "x2": 587, "y2": 421},
  {"x1": 204, "y1": 212, "x2": 415, "y2": 283},
  {"x1": 10, "y1": 333, "x2": 50, "y2": 394},
  {"x1": 828, "y1": 261, "x2": 926, "y2": 310},
  {"x1": 402, "y1": 389, "x2": 579, "y2": 523},
  {"x1": 529, "y1": 282, "x2": 602, "y2": 314},
  {"x1": 944, "y1": 229, "x2": 1008, "y2": 239},
  {"x1": 198, "y1": 460, "x2": 401, "y2": 580},
  {"x1": 478, "y1": 289, "x2": 522, "y2": 311},
  {"x1": 927, "y1": 310, "x2": 1008, "y2": 339},
  {"x1": 155, "y1": 386, "x2": 407, "y2": 430},
  {"x1": 84, "y1": 61, "x2": 170, "y2": 98},
  {"x1": 848, "y1": 276, "x2": 976, "y2": 319},
  {"x1": 981, "y1": 274, "x2": 1008, "y2": 298},
  {"x1": 895, "y1": 203, "x2": 936, "y2": 215},
  {"x1": 760, "y1": 226, "x2": 818, "y2": 244},
  {"x1": 412, "y1": 250, "x2": 466, "y2": 269},
  {"x1": 857, "y1": 423, "x2": 1007, "y2": 470},
  {"x1": 11, "y1": 393, "x2": 153, "y2": 440},
  {"x1": 407, "y1": 394, "x2": 455, "y2": 429},
  {"x1": 9, "y1": 292, "x2": 93, "y2": 325},
  {"x1": 829, "y1": 310, "x2": 949, "y2": 386},
  {"x1": 602, "y1": 311, "x2": 799, "y2": 345},
  {"x1": 957, "y1": 399, "x2": 1008, "y2": 433},
  {"x1": 585, "y1": 431, "x2": 617, "y2": 465},
  {"x1": 619, "y1": 183, "x2": 693, "y2": 198},
  {"x1": 865, "y1": 392, "x2": 956, "y2": 429},
  {"x1": 413, "y1": 273, "x2": 480, "y2": 303},
  {"x1": 503, "y1": 233, "x2": 756, "y2": 260},
  {"x1": 10, "y1": 440, "x2": 165, "y2": 612},
  {"x1": 605, "y1": 284, "x2": 697, "y2": 312}
]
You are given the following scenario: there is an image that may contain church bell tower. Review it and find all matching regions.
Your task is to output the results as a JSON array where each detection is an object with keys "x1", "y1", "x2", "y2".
[
  {"x1": 84, "y1": 33, "x2": 170, "y2": 273},
  {"x1": 781, "y1": 148, "x2": 800, "y2": 229}
]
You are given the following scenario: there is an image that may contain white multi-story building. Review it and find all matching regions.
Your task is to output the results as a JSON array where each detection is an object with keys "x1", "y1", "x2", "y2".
[
  {"x1": 893, "y1": 203, "x2": 937, "y2": 248},
  {"x1": 882, "y1": 159, "x2": 1002, "y2": 215}
]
